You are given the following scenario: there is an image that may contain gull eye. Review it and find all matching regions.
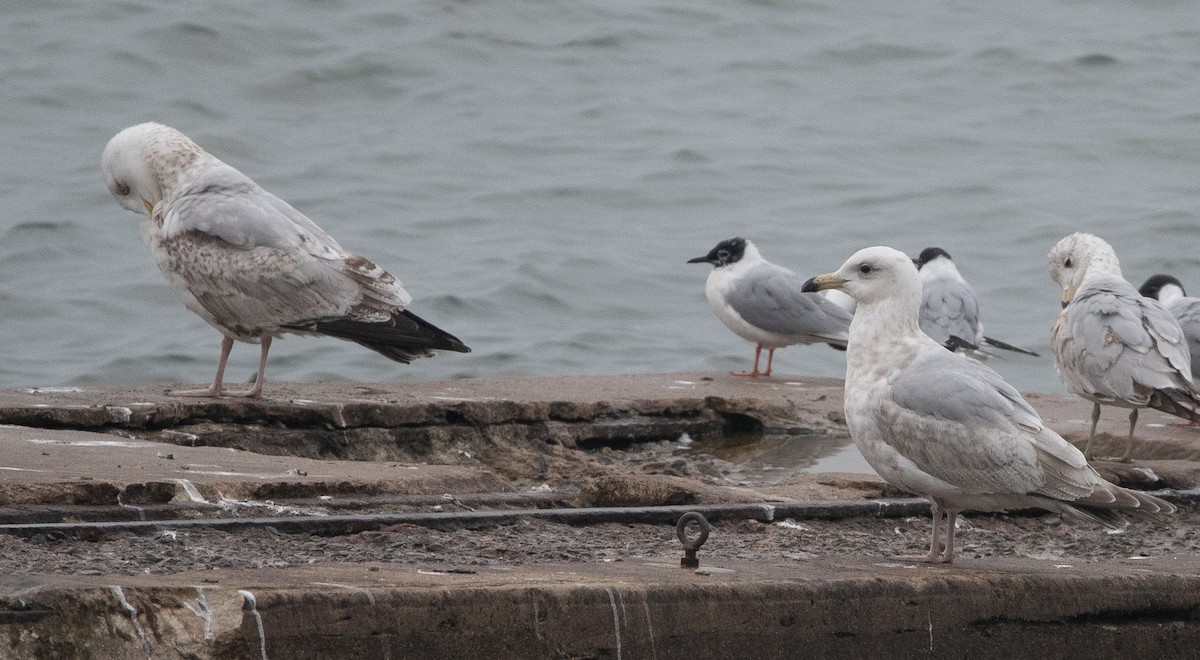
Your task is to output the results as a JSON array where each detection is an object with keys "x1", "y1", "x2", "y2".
[
  {"x1": 1064, "y1": 258, "x2": 1073, "y2": 268},
  {"x1": 115, "y1": 181, "x2": 130, "y2": 196},
  {"x1": 717, "y1": 250, "x2": 729, "y2": 260},
  {"x1": 858, "y1": 263, "x2": 872, "y2": 274}
]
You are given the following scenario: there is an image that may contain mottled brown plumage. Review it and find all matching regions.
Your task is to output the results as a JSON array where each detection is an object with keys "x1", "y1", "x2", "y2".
[{"x1": 100, "y1": 122, "x2": 469, "y2": 398}]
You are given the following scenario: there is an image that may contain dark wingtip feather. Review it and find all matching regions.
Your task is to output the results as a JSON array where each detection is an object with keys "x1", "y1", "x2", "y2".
[
  {"x1": 1148, "y1": 388, "x2": 1200, "y2": 424},
  {"x1": 943, "y1": 335, "x2": 979, "y2": 353},
  {"x1": 283, "y1": 309, "x2": 470, "y2": 364},
  {"x1": 981, "y1": 335, "x2": 1040, "y2": 356}
]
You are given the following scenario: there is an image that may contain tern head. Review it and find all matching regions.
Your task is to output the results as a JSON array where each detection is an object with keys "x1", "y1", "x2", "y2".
[
  {"x1": 687, "y1": 237, "x2": 751, "y2": 268},
  {"x1": 914, "y1": 246, "x2": 952, "y2": 270},
  {"x1": 1047, "y1": 233, "x2": 1123, "y2": 307},
  {"x1": 802, "y1": 246, "x2": 920, "y2": 307},
  {"x1": 101, "y1": 122, "x2": 208, "y2": 217},
  {"x1": 1139, "y1": 274, "x2": 1187, "y2": 301}
]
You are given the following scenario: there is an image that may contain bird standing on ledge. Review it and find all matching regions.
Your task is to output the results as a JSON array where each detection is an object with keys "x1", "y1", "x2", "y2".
[
  {"x1": 1048, "y1": 233, "x2": 1200, "y2": 462},
  {"x1": 688, "y1": 237, "x2": 851, "y2": 377},
  {"x1": 100, "y1": 122, "x2": 469, "y2": 398},
  {"x1": 804, "y1": 246, "x2": 1172, "y2": 563}
]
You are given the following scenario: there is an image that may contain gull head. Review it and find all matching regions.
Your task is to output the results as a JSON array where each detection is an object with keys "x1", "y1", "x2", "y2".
[
  {"x1": 1139, "y1": 273, "x2": 1187, "y2": 304},
  {"x1": 802, "y1": 246, "x2": 921, "y2": 307},
  {"x1": 687, "y1": 237, "x2": 758, "y2": 268},
  {"x1": 1048, "y1": 233, "x2": 1123, "y2": 306},
  {"x1": 101, "y1": 122, "x2": 208, "y2": 217}
]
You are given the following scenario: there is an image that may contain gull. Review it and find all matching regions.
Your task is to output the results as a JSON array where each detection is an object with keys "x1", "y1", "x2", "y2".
[
  {"x1": 1138, "y1": 274, "x2": 1200, "y2": 381},
  {"x1": 914, "y1": 247, "x2": 1038, "y2": 356},
  {"x1": 687, "y1": 237, "x2": 852, "y2": 377},
  {"x1": 100, "y1": 122, "x2": 470, "y2": 398},
  {"x1": 803, "y1": 246, "x2": 1172, "y2": 564},
  {"x1": 1048, "y1": 233, "x2": 1200, "y2": 462}
]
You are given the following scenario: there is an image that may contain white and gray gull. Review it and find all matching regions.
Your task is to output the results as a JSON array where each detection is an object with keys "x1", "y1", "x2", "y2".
[
  {"x1": 914, "y1": 247, "x2": 1038, "y2": 356},
  {"x1": 1138, "y1": 274, "x2": 1200, "y2": 382},
  {"x1": 688, "y1": 238, "x2": 851, "y2": 377},
  {"x1": 1048, "y1": 233, "x2": 1200, "y2": 462},
  {"x1": 803, "y1": 246, "x2": 1172, "y2": 564},
  {"x1": 100, "y1": 122, "x2": 470, "y2": 398}
]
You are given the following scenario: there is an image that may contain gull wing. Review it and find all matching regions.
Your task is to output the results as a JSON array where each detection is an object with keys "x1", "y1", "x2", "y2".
[
  {"x1": 881, "y1": 348, "x2": 1111, "y2": 502},
  {"x1": 1166, "y1": 296, "x2": 1200, "y2": 378},
  {"x1": 1052, "y1": 277, "x2": 1192, "y2": 403},
  {"x1": 155, "y1": 165, "x2": 413, "y2": 335}
]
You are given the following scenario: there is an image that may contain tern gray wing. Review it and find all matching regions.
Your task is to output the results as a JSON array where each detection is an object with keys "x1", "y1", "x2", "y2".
[
  {"x1": 919, "y1": 276, "x2": 981, "y2": 347},
  {"x1": 728, "y1": 262, "x2": 852, "y2": 343}
]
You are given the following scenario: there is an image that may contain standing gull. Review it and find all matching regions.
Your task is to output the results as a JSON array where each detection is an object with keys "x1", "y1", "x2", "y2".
[
  {"x1": 1049, "y1": 233, "x2": 1200, "y2": 461},
  {"x1": 688, "y1": 237, "x2": 851, "y2": 377},
  {"x1": 1138, "y1": 274, "x2": 1200, "y2": 381},
  {"x1": 803, "y1": 246, "x2": 1171, "y2": 563},
  {"x1": 914, "y1": 247, "x2": 1038, "y2": 356},
  {"x1": 100, "y1": 122, "x2": 470, "y2": 398}
]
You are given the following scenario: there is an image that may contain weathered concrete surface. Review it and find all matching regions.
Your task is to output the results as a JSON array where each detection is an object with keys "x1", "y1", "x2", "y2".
[
  {"x1": 3, "y1": 373, "x2": 1199, "y2": 500},
  {"x1": 5, "y1": 374, "x2": 1199, "y2": 461},
  {"x1": 0, "y1": 374, "x2": 851, "y2": 458},
  {"x1": 0, "y1": 373, "x2": 882, "y2": 510},
  {"x1": 4, "y1": 555, "x2": 1200, "y2": 659},
  {"x1": 1, "y1": 373, "x2": 1199, "y2": 659},
  {"x1": 0, "y1": 425, "x2": 507, "y2": 507}
]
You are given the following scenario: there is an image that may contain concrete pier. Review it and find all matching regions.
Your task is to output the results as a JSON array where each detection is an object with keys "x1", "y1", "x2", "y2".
[{"x1": 0, "y1": 373, "x2": 1197, "y2": 658}]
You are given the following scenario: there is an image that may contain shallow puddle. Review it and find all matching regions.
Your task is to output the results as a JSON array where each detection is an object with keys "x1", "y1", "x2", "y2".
[{"x1": 688, "y1": 432, "x2": 873, "y2": 484}]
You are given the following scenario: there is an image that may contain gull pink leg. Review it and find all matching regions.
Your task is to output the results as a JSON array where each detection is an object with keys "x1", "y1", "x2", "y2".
[
  {"x1": 1083, "y1": 402, "x2": 1100, "y2": 459},
  {"x1": 228, "y1": 335, "x2": 272, "y2": 399},
  {"x1": 939, "y1": 510, "x2": 958, "y2": 564},
  {"x1": 890, "y1": 501, "x2": 952, "y2": 563},
  {"x1": 1120, "y1": 408, "x2": 1137, "y2": 463},
  {"x1": 168, "y1": 336, "x2": 234, "y2": 398},
  {"x1": 734, "y1": 344, "x2": 765, "y2": 377}
]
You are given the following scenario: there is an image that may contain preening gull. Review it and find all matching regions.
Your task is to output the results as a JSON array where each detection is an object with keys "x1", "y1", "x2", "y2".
[
  {"x1": 1139, "y1": 274, "x2": 1200, "y2": 381},
  {"x1": 100, "y1": 122, "x2": 470, "y2": 398},
  {"x1": 803, "y1": 246, "x2": 1172, "y2": 563},
  {"x1": 1048, "y1": 233, "x2": 1200, "y2": 461},
  {"x1": 914, "y1": 247, "x2": 1038, "y2": 356},
  {"x1": 688, "y1": 238, "x2": 851, "y2": 377}
]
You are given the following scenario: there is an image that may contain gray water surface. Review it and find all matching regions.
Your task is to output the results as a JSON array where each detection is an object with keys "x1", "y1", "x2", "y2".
[{"x1": 3, "y1": 2, "x2": 1200, "y2": 395}]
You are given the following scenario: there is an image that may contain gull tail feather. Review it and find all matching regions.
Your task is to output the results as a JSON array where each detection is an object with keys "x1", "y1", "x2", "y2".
[
  {"x1": 1055, "y1": 486, "x2": 1176, "y2": 529},
  {"x1": 1147, "y1": 388, "x2": 1200, "y2": 425},
  {"x1": 283, "y1": 309, "x2": 470, "y2": 364}
]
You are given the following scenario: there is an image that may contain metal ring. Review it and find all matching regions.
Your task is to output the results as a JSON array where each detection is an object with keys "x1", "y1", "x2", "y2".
[{"x1": 676, "y1": 512, "x2": 711, "y2": 551}]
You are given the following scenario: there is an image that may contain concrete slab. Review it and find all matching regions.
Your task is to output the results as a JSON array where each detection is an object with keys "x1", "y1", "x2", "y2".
[
  {"x1": 0, "y1": 425, "x2": 506, "y2": 505},
  {"x1": 2, "y1": 373, "x2": 1198, "y2": 501},
  {"x1": 4, "y1": 555, "x2": 1200, "y2": 659},
  {"x1": 0, "y1": 374, "x2": 1198, "y2": 658},
  {"x1": 3, "y1": 373, "x2": 1198, "y2": 462}
]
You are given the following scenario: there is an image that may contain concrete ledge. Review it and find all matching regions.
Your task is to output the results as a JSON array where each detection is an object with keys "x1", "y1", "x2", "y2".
[
  {"x1": 1, "y1": 375, "x2": 847, "y2": 459},
  {"x1": 1, "y1": 374, "x2": 1199, "y2": 658},
  {"x1": 5, "y1": 556, "x2": 1200, "y2": 659}
]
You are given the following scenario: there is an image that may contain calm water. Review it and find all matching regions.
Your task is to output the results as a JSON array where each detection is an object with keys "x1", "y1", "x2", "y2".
[{"x1": 3, "y1": 1, "x2": 1200, "y2": 396}]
